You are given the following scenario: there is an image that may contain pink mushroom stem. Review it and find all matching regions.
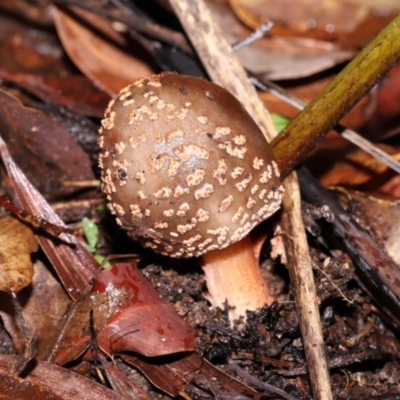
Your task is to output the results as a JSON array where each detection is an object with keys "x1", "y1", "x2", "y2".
[{"x1": 201, "y1": 235, "x2": 273, "y2": 321}]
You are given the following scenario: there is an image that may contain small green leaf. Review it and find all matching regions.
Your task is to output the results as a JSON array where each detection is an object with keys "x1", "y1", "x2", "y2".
[
  {"x1": 82, "y1": 217, "x2": 99, "y2": 252},
  {"x1": 94, "y1": 254, "x2": 111, "y2": 268},
  {"x1": 271, "y1": 113, "x2": 290, "y2": 132},
  {"x1": 96, "y1": 203, "x2": 107, "y2": 211}
]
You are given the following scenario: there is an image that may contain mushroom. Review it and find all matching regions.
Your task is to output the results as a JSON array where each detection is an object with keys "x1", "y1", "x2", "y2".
[{"x1": 98, "y1": 72, "x2": 284, "y2": 320}]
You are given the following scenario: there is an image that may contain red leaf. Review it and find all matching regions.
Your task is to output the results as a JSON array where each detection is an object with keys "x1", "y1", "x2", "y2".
[
  {"x1": 94, "y1": 263, "x2": 196, "y2": 357},
  {"x1": 54, "y1": 263, "x2": 197, "y2": 363}
]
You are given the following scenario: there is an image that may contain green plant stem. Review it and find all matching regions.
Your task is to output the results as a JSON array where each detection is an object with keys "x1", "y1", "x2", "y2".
[{"x1": 272, "y1": 14, "x2": 400, "y2": 179}]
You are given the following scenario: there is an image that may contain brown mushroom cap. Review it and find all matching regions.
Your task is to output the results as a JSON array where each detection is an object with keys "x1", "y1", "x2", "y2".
[{"x1": 98, "y1": 72, "x2": 283, "y2": 258}]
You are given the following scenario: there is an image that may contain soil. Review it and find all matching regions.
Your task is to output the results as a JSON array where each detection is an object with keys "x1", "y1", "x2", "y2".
[{"x1": 84, "y1": 218, "x2": 400, "y2": 398}]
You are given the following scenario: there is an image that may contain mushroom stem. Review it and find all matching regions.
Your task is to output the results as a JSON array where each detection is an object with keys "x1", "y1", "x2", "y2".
[{"x1": 201, "y1": 235, "x2": 273, "y2": 321}]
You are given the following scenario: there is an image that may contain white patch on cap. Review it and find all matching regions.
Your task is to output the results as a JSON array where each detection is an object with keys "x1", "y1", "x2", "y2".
[
  {"x1": 219, "y1": 195, "x2": 233, "y2": 212},
  {"x1": 196, "y1": 208, "x2": 210, "y2": 222},
  {"x1": 194, "y1": 183, "x2": 214, "y2": 199},
  {"x1": 231, "y1": 167, "x2": 244, "y2": 179},
  {"x1": 214, "y1": 127, "x2": 231, "y2": 139}
]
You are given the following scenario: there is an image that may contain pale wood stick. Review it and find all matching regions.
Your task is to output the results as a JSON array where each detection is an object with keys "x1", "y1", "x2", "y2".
[
  {"x1": 168, "y1": 0, "x2": 332, "y2": 398},
  {"x1": 281, "y1": 172, "x2": 332, "y2": 400}
]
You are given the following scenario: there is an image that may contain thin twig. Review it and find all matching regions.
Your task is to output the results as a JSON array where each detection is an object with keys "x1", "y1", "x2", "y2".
[
  {"x1": 281, "y1": 172, "x2": 332, "y2": 400},
  {"x1": 232, "y1": 21, "x2": 274, "y2": 52},
  {"x1": 271, "y1": 14, "x2": 400, "y2": 179},
  {"x1": 10, "y1": 291, "x2": 37, "y2": 375},
  {"x1": 252, "y1": 77, "x2": 400, "y2": 175},
  {"x1": 227, "y1": 357, "x2": 297, "y2": 400}
]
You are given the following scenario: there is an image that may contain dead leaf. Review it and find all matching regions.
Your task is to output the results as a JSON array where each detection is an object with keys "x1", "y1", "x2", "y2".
[
  {"x1": 94, "y1": 263, "x2": 197, "y2": 358},
  {"x1": 53, "y1": 6, "x2": 155, "y2": 96},
  {"x1": 338, "y1": 190, "x2": 400, "y2": 267},
  {"x1": 54, "y1": 283, "x2": 127, "y2": 365},
  {"x1": 0, "y1": 215, "x2": 38, "y2": 292},
  {"x1": 0, "y1": 12, "x2": 67, "y2": 75},
  {"x1": 229, "y1": 0, "x2": 399, "y2": 43},
  {"x1": 54, "y1": 263, "x2": 197, "y2": 364},
  {"x1": 307, "y1": 143, "x2": 399, "y2": 188},
  {"x1": 0, "y1": 135, "x2": 98, "y2": 299},
  {"x1": 124, "y1": 352, "x2": 256, "y2": 398},
  {"x1": 0, "y1": 89, "x2": 95, "y2": 200},
  {"x1": 0, "y1": 354, "x2": 125, "y2": 399},
  {"x1": 0, "y1": 261, "x2": 71, "y2": 360},
  {"x1": 99, "y1": 354, "x2": 152, "y2": 400},
  {"x1": 0, "y1": 2, "x2": 53, "y2": 27},
  {"x1": 0, "y1": 70, "x2": 110, "y2": 118},
  {"x1": 208, "y1": 0, "x2": 354, "y2": 80}
]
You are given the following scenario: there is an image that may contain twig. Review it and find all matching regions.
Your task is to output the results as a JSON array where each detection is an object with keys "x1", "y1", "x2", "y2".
[
  {"x1": 313, "y1": 258, "x2": 354, "y2": 304},
  {"x1": 227, "y1": 357, "x2": 297, "y2": 400},
  {"x1": 167, "y1": 1, "x2": 332, "y2": 399},
  {"x1": 271, "y1": 14, "x2": 400, "y2": 179},
  {"x1": 9, "y1": 291, "x2": 37, "y2": 375},
  {"x1": 232, "y1": 22, "x2": 274, "y2": 52},
  {"x1": 252, "y1": 77, "x2": 400, "y2": 175},
  {"x1": 281, "y1": 172, "x2": 332, "y2": 400}
]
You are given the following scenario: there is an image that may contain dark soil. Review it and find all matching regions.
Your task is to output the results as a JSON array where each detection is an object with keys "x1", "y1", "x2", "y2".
[{"x1": 99, "y1": 224, "x2": 400, "y2": 399}]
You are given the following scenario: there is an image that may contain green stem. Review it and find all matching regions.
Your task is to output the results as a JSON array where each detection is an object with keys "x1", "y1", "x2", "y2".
[{"x1": 272, "y1": 14, "x2": 400, "y2": 179}]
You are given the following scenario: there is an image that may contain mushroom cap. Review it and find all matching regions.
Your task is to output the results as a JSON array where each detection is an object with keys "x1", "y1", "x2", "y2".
[{"x1": 98, "y1": 72, "x2": 283, "y2": 258}]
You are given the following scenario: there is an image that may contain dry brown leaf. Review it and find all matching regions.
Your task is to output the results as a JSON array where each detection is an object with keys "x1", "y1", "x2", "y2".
[
  {"x1": 337, "y1": 190, "x2": 400, "y2": 266},
  {"x1": 229, "y1": 0, "x2": 399, "y2": 42},
  {"x1": 0, "y1": 215, "x2": 38, "y2": 292},
  {"x1": 0, "y1": 261, "x2": 70, "y2": 359},
  {"x1": 54, "y1": 285, "x2": 127, "y2": 365},
  {"x1": 99, "y1": 354, "x2": 152, "y2": 400},
  {"x1": 0, "y1": 134, "x2": 98, "y2": 298},
  {"x1": 124, "y1": 352, "x2": 256, "y2": 398},
  {"x1": 0, "y1": 11, "x2": 67, "y2": 75},
  {"x1": 0, "y1": 89, "x2": 95, "y2": 200},
  {"x1": 53, "y1": 6, "x2": 155, "y2": 96},
  {"x1": 0, "y1": 354, "x2": 125, "y2": 400},
  {"x1": 208, "y1": 0, "x2": 354, "y2": 80},
  {"x1": 0, "y1": 70, "x2": 110, "y2": 118},
  {"x1": 54, "y1": 263, "x2": 197, "y2": 365},
  {"x1": 307, "y1": 143, "x2": 398, "y2": 188}
]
